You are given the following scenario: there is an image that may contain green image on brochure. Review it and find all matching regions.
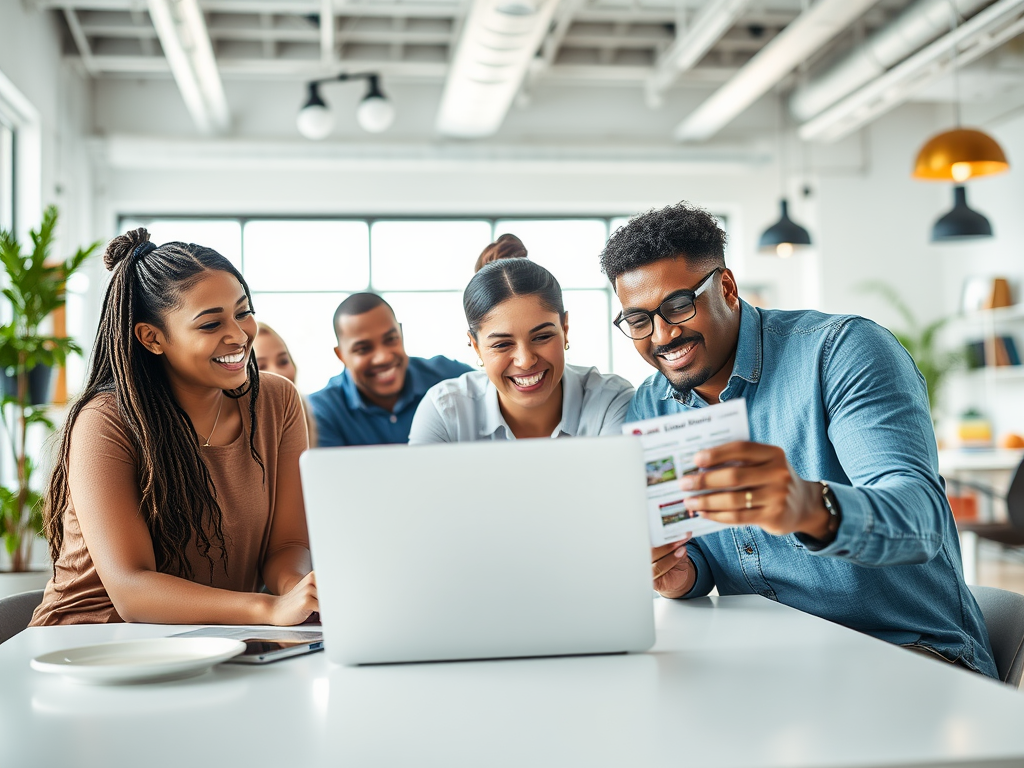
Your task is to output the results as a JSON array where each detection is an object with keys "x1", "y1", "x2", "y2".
[{"x1": 623, "y1": 399, "x2": 750, "y2": 546}]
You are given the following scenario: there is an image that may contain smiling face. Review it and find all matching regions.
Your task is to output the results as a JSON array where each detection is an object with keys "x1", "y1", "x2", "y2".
[
  {"x1": 334, "y1": 303, "x2": 410, "y2": 410},
  {"x1": 470, "y1": 294, "x2": 568, "y2": 417},
  {"x1": 133, "y1": 269, "x2": 257, "y2": 395},
  {"x1": 614, "y1": 257, "x2": 741, "y2": 401},
  {"x1": 254, "y1": 329, "x2": 297, "y2": 383}
]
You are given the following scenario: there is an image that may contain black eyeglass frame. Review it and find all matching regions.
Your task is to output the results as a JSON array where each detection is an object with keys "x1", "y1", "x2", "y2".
[{"x1": 613, "y1": 267, "x2": 722, "y2": 340}]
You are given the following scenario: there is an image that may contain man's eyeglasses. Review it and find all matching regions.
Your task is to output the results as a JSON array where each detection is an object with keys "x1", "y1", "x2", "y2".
[{"x1": 613, "y1": 268, "x2": 721, "y2": 340}]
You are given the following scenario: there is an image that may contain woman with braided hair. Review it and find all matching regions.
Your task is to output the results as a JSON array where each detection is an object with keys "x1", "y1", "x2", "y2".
[{"x1": 30, "y1": 228, "x2": 317, "y2": 626}]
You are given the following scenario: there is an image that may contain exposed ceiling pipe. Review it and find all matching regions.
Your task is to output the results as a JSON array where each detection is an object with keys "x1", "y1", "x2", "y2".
[
  {"x1": 647, "y1": 0, "x2": 750, "y2": 98},
  {"x1": 435, "y1": 0, "x2": 561, "y2": 138},
  {"x1": 790, "y1": 0, "x2": 992, "y2": 123},
  {"x1": 798, "y1": 0, "x2": 1024, "y2": 142},
  {"x1": 673, "y1": 0, "x2": 884, "y2": 142},
  {"x1": 147, "y1": 0, "x2": 230, "y2": 134}
]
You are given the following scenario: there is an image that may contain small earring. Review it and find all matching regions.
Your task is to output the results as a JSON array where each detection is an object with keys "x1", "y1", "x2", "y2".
[
  {"x1": 564, "y1": 342, "x2": 570, "y2": 351},
  {"x1": 477, "y1": 358, "x2": 484, "y2": 367}
]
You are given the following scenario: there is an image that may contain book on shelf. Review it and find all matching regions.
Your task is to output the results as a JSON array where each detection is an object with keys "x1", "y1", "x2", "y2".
[{"x1": 965, "y1": 336, "x2": 1021, "y2": 368}]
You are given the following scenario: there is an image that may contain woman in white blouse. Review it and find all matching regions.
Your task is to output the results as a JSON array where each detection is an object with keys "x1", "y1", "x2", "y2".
[{"x1": 408, "y1": 257, "x2": 634, "y2": 443}]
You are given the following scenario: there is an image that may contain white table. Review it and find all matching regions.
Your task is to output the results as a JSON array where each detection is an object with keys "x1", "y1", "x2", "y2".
[{"x1": 3, "y1": 595, "x2": 1024, "y2": 768}]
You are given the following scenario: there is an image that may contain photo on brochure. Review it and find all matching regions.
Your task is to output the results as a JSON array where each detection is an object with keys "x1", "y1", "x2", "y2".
[{"x1": 624, "y1": 399, "x2": 751, "y2": 546}]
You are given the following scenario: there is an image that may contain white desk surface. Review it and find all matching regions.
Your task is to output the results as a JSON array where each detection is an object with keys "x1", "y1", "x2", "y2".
[
  {"x1": 3, "y1": 595, "x2": 1024, "y2": 768},
  {"x1": 939, "y1": 449, "x2": 1024, "y2": 474}
]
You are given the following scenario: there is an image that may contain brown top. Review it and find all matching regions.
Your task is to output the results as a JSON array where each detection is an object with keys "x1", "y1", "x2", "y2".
[{"x1": 30, "y1": 373, "x2": 308, "y2": 626}]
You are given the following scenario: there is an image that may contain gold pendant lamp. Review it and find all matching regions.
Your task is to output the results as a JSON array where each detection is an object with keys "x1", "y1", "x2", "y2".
[{"x1": 913, "y1": 127, "x2": 1009, "y2": 182}]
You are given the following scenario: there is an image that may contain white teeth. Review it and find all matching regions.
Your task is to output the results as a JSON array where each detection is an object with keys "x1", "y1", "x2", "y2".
[
  {"x1": 214, "y1": 350, "x2": 245, "y2": 364},
  {"x1": 660, "y1": 343, "x2": 695, "y2": 362},
  {"x1": 511, "y1": 371, "x2": 545, "y2": 387}
]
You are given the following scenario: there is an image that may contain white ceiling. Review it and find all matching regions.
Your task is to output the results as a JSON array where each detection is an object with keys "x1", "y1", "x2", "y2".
[{"x1": 36, "y1": 0, "x2": 1024, "y2": 142}]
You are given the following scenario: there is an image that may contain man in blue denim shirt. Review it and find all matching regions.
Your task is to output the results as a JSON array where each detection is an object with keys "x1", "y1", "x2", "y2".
[{"x1": 602, "y1": 202, "x2": 996, "y2": 677}]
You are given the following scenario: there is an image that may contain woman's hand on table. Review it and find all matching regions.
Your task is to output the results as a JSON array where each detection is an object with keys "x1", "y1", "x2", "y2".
[
  {"x1": 268, "y1": 570, "x2": 319, "y2": 626},
  {"x1": 652, "y1": 537, "x2": 695, "y2": 598}
]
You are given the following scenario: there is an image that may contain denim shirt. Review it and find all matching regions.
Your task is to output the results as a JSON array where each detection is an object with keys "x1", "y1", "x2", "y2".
[
  {"x1": 309, "y1": 356, "x2": 473, "y2": 447},
  {"x1": 627, "y1": 299, "x2": 997, "y2": 677}
]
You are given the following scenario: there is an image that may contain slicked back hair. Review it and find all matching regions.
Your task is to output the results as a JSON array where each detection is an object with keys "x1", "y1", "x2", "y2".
[
  {"x1": 464, "y1": 258, "x2": 564, "y2": 339},
  {"x1": 600, "y1": 201, "x2": 727, "y2": 286}
]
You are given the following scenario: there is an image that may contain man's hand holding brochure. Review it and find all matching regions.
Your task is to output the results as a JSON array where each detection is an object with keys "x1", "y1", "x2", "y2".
[{"x1": 624, "y1": 399, "x2": 750, "y2": 547}]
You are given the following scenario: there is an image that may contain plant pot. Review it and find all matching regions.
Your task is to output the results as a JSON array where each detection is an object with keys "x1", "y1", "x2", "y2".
[
  {"x1": 0, "y1": 569, "x2": 50, "y2": 600},
  {"x1": 1, "y1": 365, "x2": 53, "y2": 406}
]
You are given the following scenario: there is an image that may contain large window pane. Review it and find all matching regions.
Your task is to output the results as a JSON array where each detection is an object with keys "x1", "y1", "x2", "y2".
[
  {"x1": 244, "y1": 220, "x2": 369, "y2": 292},
  {"x1": 563, "y1": 289, "x2": 611, "y2": 374},
  {"x1": 120, "y1": 219, "x2": 243, "y2": 270},
  {"x1": 251, "y1": 292, "x2": 348, "y2": 395},
  {"x1": 371, "y1": 221, "x2": 491, "y2": 291},
  {"x1": 610, "y1": 328, "x2": 659, "y2": 388},
  {"x1": 494, "y1": 219, "x2": 608, "y2": 289},
  {"x1": 382, "y1": 291, "x2": 476, "y2": 368},
  {"x1": 0, "y1": 119, "x2": 12, "y2": 233}
]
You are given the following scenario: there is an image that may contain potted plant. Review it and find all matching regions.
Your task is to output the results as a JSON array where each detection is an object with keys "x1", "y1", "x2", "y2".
[
  {"x1": 0, "y1": 205, "x2": 99, "y2": 589},
  {"x1": 858, "y1": 280, "x2": 962, "y2": 420}
]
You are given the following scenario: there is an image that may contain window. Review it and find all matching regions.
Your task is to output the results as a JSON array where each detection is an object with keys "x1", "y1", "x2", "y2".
[
  {"x1": 0, "y1": 115, "x2": 13, "y2": 234},
  {"x1": 119, "y1": 215, "x2": 728, "y2": 394}
]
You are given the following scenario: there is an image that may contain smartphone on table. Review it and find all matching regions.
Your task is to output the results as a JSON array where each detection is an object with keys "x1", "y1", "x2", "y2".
[{"x1": 170, "y1": 627, "x2": 324, "y2": 665}]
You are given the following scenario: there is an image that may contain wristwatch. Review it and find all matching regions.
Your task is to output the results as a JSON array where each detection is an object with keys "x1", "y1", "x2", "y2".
[{"x1": 820, "y1": 481, "x2": 842, "y2": 538}]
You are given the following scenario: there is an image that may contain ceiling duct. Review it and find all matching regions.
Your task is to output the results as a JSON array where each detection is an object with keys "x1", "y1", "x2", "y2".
[
  {"x1": 799, "y1": 0, "x2": 1024, "y2": 142},
  {"x1": 790, "y1": 0, "x2": 992, "y2": 123},
  {"x1": 435, "y1": 0, "x2": 560, "y2": 138},
  {"x1": 673, "y1": 0, "x2": 883, "y2": 143}
]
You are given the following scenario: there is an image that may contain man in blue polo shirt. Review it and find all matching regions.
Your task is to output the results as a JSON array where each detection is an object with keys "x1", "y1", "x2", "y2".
[
  {"x1": 600, "y1": 201, "x2": 997, "y2": 678},
  {"x1": 309, "y1": 293, "x2": 472, "y2": 446}
]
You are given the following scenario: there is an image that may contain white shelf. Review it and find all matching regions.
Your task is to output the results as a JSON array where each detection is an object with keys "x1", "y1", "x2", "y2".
[
  {"x1": 957, "y1": 304, "x2": 1024, "y2": 326},
  {"x1": 939, "y1": 448, "x2": 1024, "y2": 473},
  {"x1": 961, "y1": 366, "x2": 1024, "y2": 381}
]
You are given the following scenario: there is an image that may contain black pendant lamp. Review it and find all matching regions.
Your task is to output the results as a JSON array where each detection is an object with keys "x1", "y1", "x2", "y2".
[
  {"x1": 758, "y1": 199, "x2": 812, "y2": 258},
  {"x1": 931, "y1": 185, "x2": 993, "y2": 241}
]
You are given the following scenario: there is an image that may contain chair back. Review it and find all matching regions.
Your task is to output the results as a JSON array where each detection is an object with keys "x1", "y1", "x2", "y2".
[
  {"x1": 969, "y1": 585, "x2": 1024, "y2": 687},
  {"x1": 0, "y1": 589, "x2": 44, "y2": 644},
  {"x1": 1007, "y1": 458, "x2": 1024, "y2": 530}
]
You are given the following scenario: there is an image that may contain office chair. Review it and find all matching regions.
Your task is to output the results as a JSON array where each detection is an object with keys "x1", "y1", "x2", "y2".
[
  {"x1": 947, "y1": 456, "x2": 1024, "y2": 584},
  {"x1": 969, "y1": 585, "x2": 1024, "y2": 687},
  {"x1": 0, "y1": 589, "x2": 44, "y2": 644}
]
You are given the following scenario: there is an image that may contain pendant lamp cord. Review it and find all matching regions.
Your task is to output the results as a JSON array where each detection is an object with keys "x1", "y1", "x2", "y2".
[
  {"x1": 776, "y1": 88, "x2": 786, "y2": 198},
  {"x1": 948, "y1": 0, "x2": 962, "y2": 127}
]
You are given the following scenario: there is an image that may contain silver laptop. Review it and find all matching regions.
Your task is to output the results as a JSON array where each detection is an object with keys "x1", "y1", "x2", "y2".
[{"x1": 300, "y1": 436, "x2": 655, "y2": 665}]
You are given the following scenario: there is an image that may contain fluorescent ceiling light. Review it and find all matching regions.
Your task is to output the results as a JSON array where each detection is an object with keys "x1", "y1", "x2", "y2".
[
  {"x1": 436, "y1": 0, "x2": 559, "y2": 138},
  {"x1": 147, "y1": 0, "x2": 230, "y2": 134}
]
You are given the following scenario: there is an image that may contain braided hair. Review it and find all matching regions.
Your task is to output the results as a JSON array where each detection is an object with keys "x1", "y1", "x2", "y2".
[{"x1": 43, "y1": 228, "x2": 265, "y2": 580}]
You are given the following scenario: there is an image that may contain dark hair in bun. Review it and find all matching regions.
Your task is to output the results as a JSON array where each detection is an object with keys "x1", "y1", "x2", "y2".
[
  {"x1": 474, "y1": 233, "x2": 527, "y2": 273},
  {"x1": 43, "y1": 228, "x2": 264, "y2": 582},
  {"x1": 103, "y1": 227, "x2": 153, "y2": 271}
]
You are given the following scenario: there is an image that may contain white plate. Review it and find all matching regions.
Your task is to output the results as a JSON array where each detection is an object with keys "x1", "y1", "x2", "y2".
[{"x1": 31, "y1": 637, "x2": 246, "y2": 685}]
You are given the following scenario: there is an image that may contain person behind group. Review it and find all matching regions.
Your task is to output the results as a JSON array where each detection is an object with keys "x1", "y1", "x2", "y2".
[
  {"x1": 254, "y1": 321, "x2": 318, "y2": 448},
  {"x1": 31, "y1": 229, "x2": 317, "y2": 627},
  {"x1": 473, "y1": 233, "x2": 527, "y2": 273},
  {"x1": 308, "y1": 293, "x2": 472, "y2": 446},
  {"x1": 409, "y1": 258, "x2": 634, "y2": 444},
  {"x1": 601, "y1": 201, "x2": 997, "y2": 677}
]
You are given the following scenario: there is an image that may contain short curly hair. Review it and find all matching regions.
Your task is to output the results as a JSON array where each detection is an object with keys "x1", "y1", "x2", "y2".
[{"x1": 600, "y1": 201, "x2": 727, "y2": 285}]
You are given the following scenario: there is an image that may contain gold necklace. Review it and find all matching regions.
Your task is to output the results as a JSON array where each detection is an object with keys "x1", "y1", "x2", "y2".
[{"x1": 198, "y1": 395, "x2": 224, "y2": 448}]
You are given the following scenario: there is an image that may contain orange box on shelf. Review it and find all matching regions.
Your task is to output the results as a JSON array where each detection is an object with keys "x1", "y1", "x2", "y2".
[{"x1": 948, "y1": 495, "x2": 978, "y2": 521}]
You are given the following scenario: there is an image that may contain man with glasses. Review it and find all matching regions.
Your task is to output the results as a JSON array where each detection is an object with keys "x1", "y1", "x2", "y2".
[{"x1": 601, "y1": 201, "x2": 996, "y2": 678}]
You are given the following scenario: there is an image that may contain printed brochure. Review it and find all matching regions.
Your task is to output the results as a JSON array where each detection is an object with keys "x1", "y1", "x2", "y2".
[{"x1": 623, "y1": 399, "x2": 750, "y2": 546}]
